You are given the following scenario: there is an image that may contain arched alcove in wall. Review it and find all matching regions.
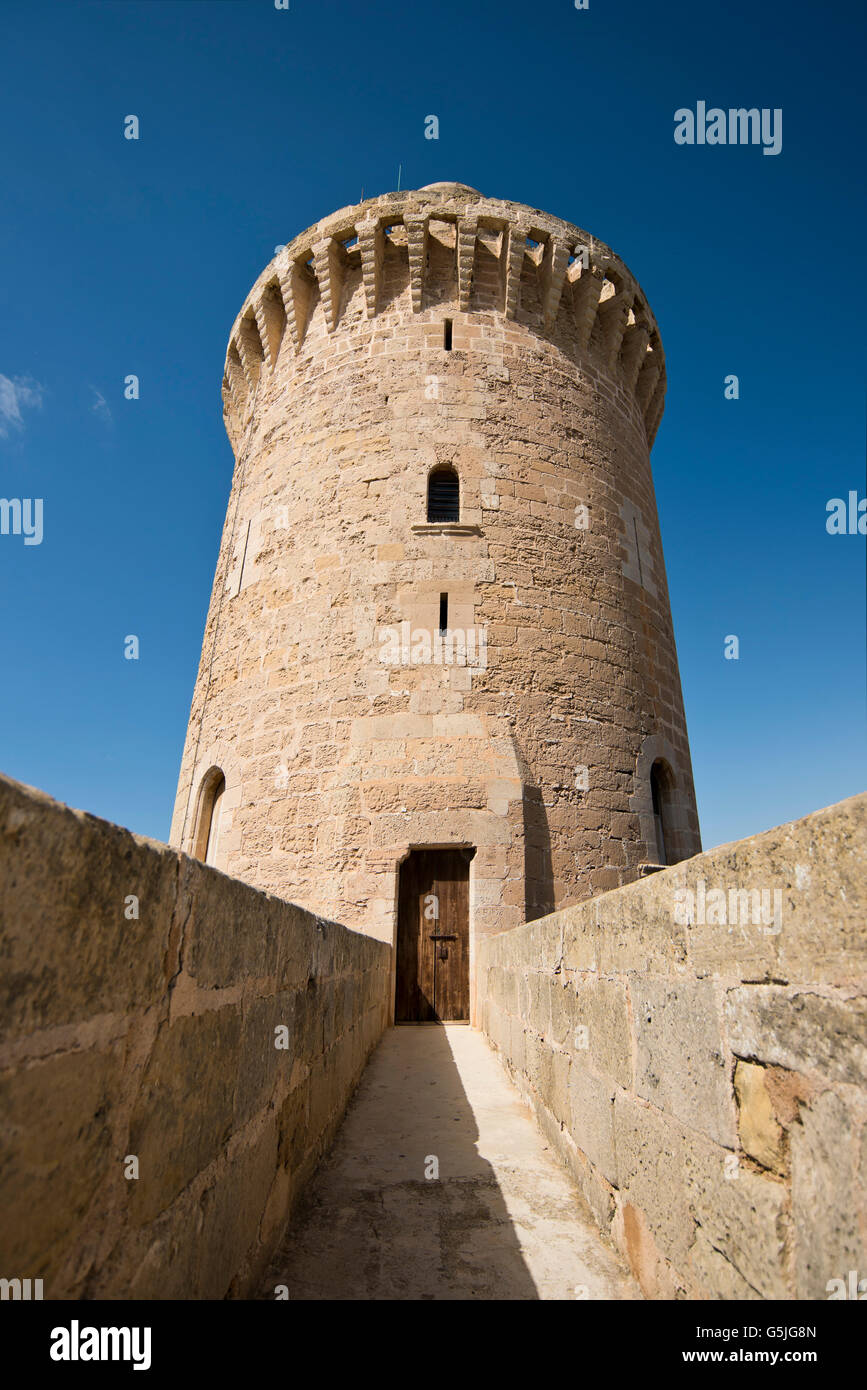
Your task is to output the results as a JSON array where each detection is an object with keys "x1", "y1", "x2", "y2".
[
  {"x1": 193, "y1": 767, "x2": 226, "y2": 868},
  {"x1": 650, "y1": 757, "x2": 676, "y2": 866},
  {"x1": 630, "y1": 735, "x2": 699, "y2": 866}
]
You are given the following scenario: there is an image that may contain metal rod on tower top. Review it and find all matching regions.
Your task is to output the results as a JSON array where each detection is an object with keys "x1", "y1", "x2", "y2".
[{"x1": 397, "y1": 164, "x2": 402, "y2": 191}]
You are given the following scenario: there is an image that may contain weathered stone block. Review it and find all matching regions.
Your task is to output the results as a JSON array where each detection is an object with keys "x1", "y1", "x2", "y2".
[
  {"x1": 235, "y1": 991, "x2": 297, "y2": 1128},
  {"x1": 614, "y1": 1093, "x2": 694, "y2": 1271},
  {"x1": 683, "y1": 1140, "x2": 788, "y2": 1299},
  {"x1": 0, "y1": 777, "x2": 179, "y2": 1037},
  {"x1": 277, "y1": 1082, "x2": 310, "y2": 1175},
  {"x1": 197, "y1": 1116, "x2": 278, "y2": 1299},
  {"x1": 184, "y1": 858, "x2": 311, "y2": 990},
  {"x1": 527, "y1": 972, "x2": 550, "y2": 1038},
  {"x1": 128, "y1": 1010, "x2": 241, "y2": 1225},
  {"x1": 549, "y1": 1048, "x2": 570, "y2": 1127},
  {"x1": 633, "y1": 978, "x2": 734, "y2": 1145},
  {"x1": 568, "y1": 1066, "x2": 617, "y2": 1185},
  {"x1": 733, "y1": 1060, "x2": 785, "y2": 1174},
  {"x1": 594, "y1": 881, "x2": 689, "y2": 977},
  {"x1": 0, "y1": 1047, "x2": 122, "y2": 1280},
  {"x1": 688, "y1": 1227, "x2": 761, "y2": 1300},
  {"x1": 692, "y1": 796, "x2": 867, "y2": 985},
  {"x1": 549, "y1": 977, "x2": 572, "y2": 1045},
  {"x1": 567, "y1": 977, "x2": 631, "y2": 1089},
  {"x1": 791, "y1": 1089, "x2": 865, "y2": 1299},
  {"x1": 725, "y1": 986, "x2": 867, "y2": 1086},
  {"x1": 561, "y1": 912, "x2": 599, "y2": 973}
]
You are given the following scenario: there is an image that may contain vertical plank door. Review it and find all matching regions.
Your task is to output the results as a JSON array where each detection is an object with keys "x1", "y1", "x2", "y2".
[{"x1": 395, "y1": 849, "x2": 469, "y2": 1021}]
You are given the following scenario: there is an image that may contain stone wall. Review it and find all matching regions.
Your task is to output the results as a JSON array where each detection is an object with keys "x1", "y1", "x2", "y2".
[
  {"x1": 0, "y1": 773, "x2": 390, "y2": 1299},
  {"x1": 477, "y1": 793, "x2": 867, "y2": 1299}
]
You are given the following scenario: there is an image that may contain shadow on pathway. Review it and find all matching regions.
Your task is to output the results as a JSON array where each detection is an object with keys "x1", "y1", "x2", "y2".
[{"x1": 260, "y1": 1025, "x2": 640, "y2": 1300}]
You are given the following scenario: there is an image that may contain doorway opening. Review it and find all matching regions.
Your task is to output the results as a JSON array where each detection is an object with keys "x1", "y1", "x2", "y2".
[{"x1": 395, "y1": 848, "x2": 472, "y2": 1022}]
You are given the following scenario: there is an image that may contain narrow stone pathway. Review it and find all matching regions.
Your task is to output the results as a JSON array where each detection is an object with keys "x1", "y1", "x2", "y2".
[{"x1": 261, "y1": 1025, "x2": 640, "y2": 1300}]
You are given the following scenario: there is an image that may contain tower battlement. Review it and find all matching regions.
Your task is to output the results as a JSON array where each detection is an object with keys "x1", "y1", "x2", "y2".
[{"x1": 222, "y1": 184, "x2": 666, "y2": 452}]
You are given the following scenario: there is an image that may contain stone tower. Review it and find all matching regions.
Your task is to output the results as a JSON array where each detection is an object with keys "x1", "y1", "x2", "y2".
[{"x1": 170, "y1": 181, "x2": 700, "y2": 1015}]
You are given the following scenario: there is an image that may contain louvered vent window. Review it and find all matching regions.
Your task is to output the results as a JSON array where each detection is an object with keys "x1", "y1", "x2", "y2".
[{"x1": 427, "y1": 468, "x2": 459, "y2": 523}]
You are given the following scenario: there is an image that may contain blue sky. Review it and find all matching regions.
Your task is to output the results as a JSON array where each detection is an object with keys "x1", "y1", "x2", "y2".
[{"x1": 0, "y1": 0, "x2": 864, "y2": 851}]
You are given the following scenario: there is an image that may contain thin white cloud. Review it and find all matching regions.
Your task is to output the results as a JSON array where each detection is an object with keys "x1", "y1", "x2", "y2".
[
  {"x1": 0, "y1": 374, "x2": 44, "y2": 438},
  {"x1": 90, "y1": 387, "x2": 113, "y2": 427}
]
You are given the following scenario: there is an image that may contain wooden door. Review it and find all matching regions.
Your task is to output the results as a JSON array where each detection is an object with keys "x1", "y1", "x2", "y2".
[{"x1": 395, "y1": 849, "x2": 470, "y2": 1022}]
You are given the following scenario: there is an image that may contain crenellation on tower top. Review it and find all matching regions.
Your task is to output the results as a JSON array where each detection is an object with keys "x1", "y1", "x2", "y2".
[{"x1": 220, "y1": 186, "x2": 666, "y2": 452}]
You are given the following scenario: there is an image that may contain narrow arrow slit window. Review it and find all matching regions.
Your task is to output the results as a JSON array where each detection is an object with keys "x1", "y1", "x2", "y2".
[{"x1": 439, "y1": 593, "x2": 448, "y2": 634}]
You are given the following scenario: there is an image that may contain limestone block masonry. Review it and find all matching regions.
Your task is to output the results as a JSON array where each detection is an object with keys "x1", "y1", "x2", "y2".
[
  {"x1": 0, "y1": 773, "x2": 390, "y2": 1299},
  {"x1": 477, "y1": 792, "x2": 867, "y2": 1300},
  {"x1": 170, "y1": 181, "x2": 701, "y2": 994}
]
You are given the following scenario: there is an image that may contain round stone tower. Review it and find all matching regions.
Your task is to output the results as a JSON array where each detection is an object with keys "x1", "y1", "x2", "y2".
[{"x1": 170, "y1": 181, "x2": 700, "y2": 1011}]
